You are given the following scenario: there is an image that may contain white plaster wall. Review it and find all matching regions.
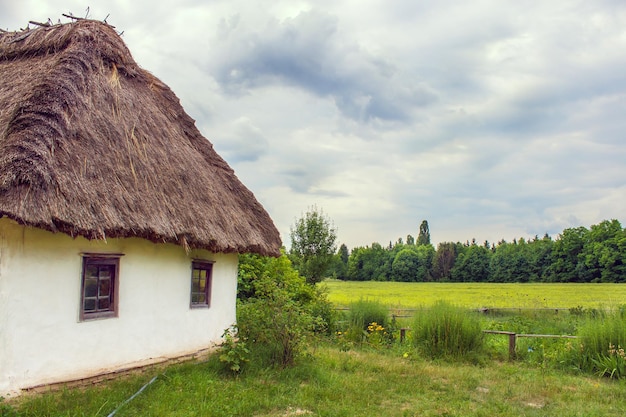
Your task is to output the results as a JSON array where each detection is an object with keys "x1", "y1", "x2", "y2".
[{"x1": 0, "y1": 218, "x2": 238, "y2": 396}]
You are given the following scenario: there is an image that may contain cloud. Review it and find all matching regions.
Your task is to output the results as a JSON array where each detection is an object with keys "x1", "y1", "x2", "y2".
[
  {"x1": 3, "y1": 0, "x2": 626, "y2": 251},
  {"x1": 206, "y1": 10, "x2": 437, "y2": 123},
  {"x1": 214, "y1": 118, "x2": 269, "y2": 163}
]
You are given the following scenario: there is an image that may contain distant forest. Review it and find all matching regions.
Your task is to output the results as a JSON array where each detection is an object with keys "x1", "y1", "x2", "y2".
[{"x1": 331, "y1": 219, "x2": 626, "y2": 283}]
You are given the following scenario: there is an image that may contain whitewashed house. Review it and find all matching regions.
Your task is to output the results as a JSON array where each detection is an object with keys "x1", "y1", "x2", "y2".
[{"x1": 0, "y1": 20, "x2": 281, "y2": 397}]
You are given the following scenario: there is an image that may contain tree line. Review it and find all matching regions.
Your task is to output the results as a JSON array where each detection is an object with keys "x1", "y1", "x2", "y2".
[{"x1": 330, "y1": 219, "x2": 626, "y2": 283}]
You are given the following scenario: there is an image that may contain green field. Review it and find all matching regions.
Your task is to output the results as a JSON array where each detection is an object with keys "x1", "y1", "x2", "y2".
[{"x1": 323, "y1": 280, "x2": 626, "y2": 309}]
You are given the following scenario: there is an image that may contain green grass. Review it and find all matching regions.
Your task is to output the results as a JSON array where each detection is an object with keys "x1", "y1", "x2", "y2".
[
  {"x1": 412, "y1": 301, "x2": 484, "y2": 358},
  {"x1": 6, "y1": 282, "x2": 626, "y2": 415},
  {"x1": 5, "y1": 345, "x2": 626, "y2": 416},
  {"x1": 323, "y1": 280, "x2": 626, "y2": 309}
]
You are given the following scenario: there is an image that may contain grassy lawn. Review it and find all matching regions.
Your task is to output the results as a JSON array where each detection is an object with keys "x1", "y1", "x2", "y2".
[
  {"x1": 6, "y1": 344, "x2": 626, "y2": 417},
  {"x1": 322, "y1": 281, "x2": 626, "y2": 309},
  {"x1": 5, "y1": 282, "x2": 626, "y2": 416}
]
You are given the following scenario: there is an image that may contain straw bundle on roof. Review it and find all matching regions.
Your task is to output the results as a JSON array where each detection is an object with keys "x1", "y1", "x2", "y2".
[{"x1": 0, "y1": 20, "x2": 281, "y2": 256}]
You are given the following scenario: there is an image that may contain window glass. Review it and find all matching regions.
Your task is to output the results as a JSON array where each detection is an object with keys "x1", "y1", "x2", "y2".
[
  {"x1": 81, "y1": 256, "x2": 120, "y2": 320},
  {"x1": 191, "y1": 261, "x2": 213, "y2": 308}
]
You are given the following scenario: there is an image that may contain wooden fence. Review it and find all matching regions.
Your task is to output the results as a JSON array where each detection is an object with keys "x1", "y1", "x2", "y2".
[
  {"x1": 482, "y1": 330, "x2": 578, "y2": 360},
  {"x1": 336, "y1": 307, "x2": 579, "y2": 360},
  {"x1": 396, "y1": 328, "x2": 577, "y2": 360}
]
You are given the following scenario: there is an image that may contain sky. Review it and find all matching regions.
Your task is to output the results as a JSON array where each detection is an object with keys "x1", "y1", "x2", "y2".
[{"x1": 2, "y1": 0, "x2": 625, "y2": 250}]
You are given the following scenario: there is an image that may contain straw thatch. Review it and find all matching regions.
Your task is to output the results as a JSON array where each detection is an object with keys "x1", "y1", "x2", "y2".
[{"x1": 0, "y1": 20, "x2": 281, "y2": 256}]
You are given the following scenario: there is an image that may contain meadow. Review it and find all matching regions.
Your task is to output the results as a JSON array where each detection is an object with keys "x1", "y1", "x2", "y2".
[{"x1": 322, "y1": 280, "x2": 626, "y2": 310}]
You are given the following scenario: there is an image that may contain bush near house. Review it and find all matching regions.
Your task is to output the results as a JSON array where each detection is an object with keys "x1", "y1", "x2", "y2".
[{"x1": 233, "y1": 252, "x2": 336, "y2": 369}]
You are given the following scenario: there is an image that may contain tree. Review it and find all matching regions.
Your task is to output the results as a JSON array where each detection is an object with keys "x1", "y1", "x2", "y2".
[
  {"x1": 432, "y1": 242, "x2": 458, "y2": 281},
  {"x1": 348, "y1": 242, "x2": 392, "y2": 281},
  {"x1": 489, "y1": 239, "x2": 530, "y2": 282},
  {"x1": 331, "y1": 243, "x2": 350, "y2": 280},
  {"x1": 391, "y1": 248, "x2": 420, "y2": 282},
  {"x1": 417, "y1": 220, "x2": 430, "y2": 245},
  {"x1": 547, "y1": 226, "x2": 588, "y2": 282},
  {"x1": 578, "y1": 220, "x2": 625, "y2": 282},
  {"x1": 289, "y1": 206, "x2": 337, "y2": 284},
  {"x1": 451, "y1": 243, "x2": 491, "y2": 282},
  {"x1": 414, "y1": 244, "x2": 435, "y2": 281},
  {"x1": 527, "y1": 233, "x2": 553, "y2": 281}
]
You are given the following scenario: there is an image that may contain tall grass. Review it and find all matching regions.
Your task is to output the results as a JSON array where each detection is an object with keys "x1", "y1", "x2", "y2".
[
  {"x1": 412, "y1": 301, "x2": 484, "y2": 358},
  {"x1": 567, "y1": 312, "x2": 626, "y2": 378},
  {"x1": 342, "y1": 299, "x2": 390, "y2": 344},
  {"x1": 347, "y1": 299, "x2": 389, "y2": 329}
]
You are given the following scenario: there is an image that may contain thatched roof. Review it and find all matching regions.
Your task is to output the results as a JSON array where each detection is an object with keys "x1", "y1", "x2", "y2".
[{"x1": 0, "y1": 20, "x2": 281, "y2": 256}]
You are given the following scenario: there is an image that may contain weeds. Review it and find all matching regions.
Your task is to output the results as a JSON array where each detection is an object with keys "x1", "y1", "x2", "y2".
[
  {"x1": 218, "y1": 326, "x2": 249, "y2": 375},
  {"x1": 592, "y1": 344, "x2": 626, "y2": 378},
  {"x1": 0, "y1": 397, "x2": 19, "y2": 417},
  {"x1": 565, "y1": 313, "x2": 626, "y2": 378}
]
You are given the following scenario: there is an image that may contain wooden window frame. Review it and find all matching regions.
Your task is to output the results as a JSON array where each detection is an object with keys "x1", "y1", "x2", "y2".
[
  {"x1": 80, "y1": 253, "x2": 122, "y2": 321},
  {"x1": 190, "y1": 260, "x2": 214, "y2": 308}
]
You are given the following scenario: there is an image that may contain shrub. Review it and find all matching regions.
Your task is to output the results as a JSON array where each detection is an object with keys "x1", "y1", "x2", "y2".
[
  {"x1": 236, "y1": 252, "x2": 335, "y2": 367},
  {"x1": 412, "y1": 300, "x2": 484, "y2": 358},
  {"x1": 237, "y1": 287, "x2": 314, "y2": 368},
  {"x1": 238, "y1": 251, "x2": 336, "y2": 334}
]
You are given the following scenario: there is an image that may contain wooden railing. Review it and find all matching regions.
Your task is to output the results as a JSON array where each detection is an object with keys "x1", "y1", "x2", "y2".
[
  {"x1": 482, "y1": 330, "x2": 577, "y2": 360},
  {"x1": 396, "y1": 328, "x2": 577, "y2": 360}
]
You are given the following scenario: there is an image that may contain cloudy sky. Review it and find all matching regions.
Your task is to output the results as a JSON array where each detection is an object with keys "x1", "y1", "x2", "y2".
[{"x1": 2, "y1": 1, "x2": 625, "y2": 249}]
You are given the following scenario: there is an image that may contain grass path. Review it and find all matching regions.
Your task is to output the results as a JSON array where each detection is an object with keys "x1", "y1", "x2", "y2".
[{"x1": 323, "y1": 280, "x2": 626, "y2": 309}]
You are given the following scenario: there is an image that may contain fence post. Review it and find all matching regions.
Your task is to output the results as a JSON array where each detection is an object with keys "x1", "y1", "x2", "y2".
[
  {"x1": 508, "y1": 332, "x2": 516, "y2": 360},
  {"x1": 482, "y1": 330, "x2": 516, "y2": 360},
  {"x1": 400, "y1": 328, "x2": 408, "y2": 343}
]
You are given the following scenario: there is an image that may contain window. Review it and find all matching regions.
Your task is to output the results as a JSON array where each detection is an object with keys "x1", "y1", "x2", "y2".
[
  {"x1": 191, "y1": 261, "x2": 213, "y2": 308},
  {"x1": 80, "y1": 254, "x2": 121, "y2": 320}
]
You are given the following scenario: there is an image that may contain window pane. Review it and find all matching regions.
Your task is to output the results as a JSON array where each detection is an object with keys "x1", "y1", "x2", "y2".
[
  {"x1": 99, "y1": 268, "x2": 111, "y2": 280},
  {"x1": 84, "y1": 298, "x2": 96, "y2": 311},
  {"x1": 84, "y1": 278, "x2": 98, "y2": 297},
  {"x1": 99, "y1": 278, "x2": 111, "y2": 296},
  {"x1": 191, "y1": 264, "x2": 211, "y2": 306},
  {"x1": 86, "y1": 265, "x2": 98, "y2": 280},
  {"x1": 98, "y1": 297, "x2": 110, "y2": 310}
]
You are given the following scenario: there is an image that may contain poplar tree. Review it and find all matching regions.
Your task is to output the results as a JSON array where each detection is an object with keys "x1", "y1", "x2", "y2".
[{"x1": 417, "y1": 220, "x2": 431, "y2": 245}]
